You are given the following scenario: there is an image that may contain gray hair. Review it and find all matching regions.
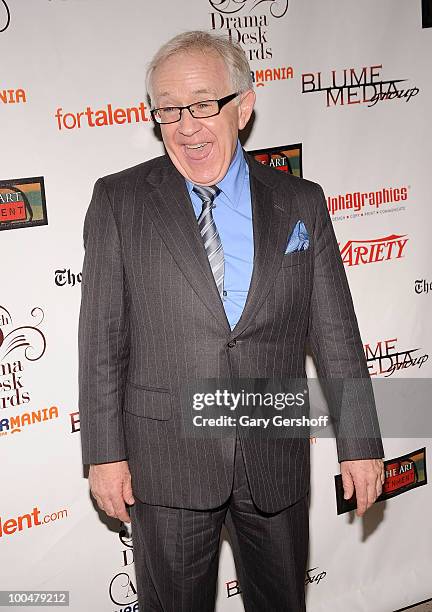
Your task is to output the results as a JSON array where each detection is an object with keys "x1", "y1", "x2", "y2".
[{"x1": 146, "y1": 30, "x2": 253, "y2": 105}]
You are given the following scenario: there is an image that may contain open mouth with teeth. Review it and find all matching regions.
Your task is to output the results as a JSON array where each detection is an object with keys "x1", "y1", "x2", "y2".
[{"x1": 183, "y1": 142, "x2": 212, "y2": 160}]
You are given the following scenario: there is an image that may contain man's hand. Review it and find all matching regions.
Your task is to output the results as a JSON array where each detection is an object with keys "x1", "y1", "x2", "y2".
[
  {"x1": 89, "y1": 460, "x2": 135, "y2": 523},
  {"x1": 340, "y1": 458, "x2": 385, "y2": 517}
]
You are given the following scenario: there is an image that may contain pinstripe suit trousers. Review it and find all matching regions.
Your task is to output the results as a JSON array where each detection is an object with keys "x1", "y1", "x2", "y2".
[{"x1": 130, "y1": 434, "x2": 309, "y2": 612}]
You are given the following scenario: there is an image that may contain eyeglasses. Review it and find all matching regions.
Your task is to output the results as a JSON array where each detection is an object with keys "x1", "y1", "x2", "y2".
[{"x1": 151, "y1": 92, "x2": 239, "y2": 124}]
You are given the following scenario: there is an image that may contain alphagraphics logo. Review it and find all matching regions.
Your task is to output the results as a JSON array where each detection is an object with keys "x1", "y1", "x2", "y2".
[
  {"x1": 248, "y1": 143, "x2": 303, "y2": 178},
  {"x1": 208, "y1": 0, "x2": 289, "y2": 61},
  {"x1": 328, "y1": 185, "x2": 409, "y2": 221},
  {"x1": 301, "y1": 64, "x2": 420, "y2": 108}
]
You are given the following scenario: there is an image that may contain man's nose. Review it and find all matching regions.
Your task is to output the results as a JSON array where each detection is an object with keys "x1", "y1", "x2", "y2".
[{"x1": 177, "y1": 108, "x2": 202, "y2": 136}]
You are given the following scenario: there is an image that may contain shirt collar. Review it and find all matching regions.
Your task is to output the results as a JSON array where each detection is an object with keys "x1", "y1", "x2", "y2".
[{"x1": 185, "y1": 139, "x2": 247, "y2": 208}]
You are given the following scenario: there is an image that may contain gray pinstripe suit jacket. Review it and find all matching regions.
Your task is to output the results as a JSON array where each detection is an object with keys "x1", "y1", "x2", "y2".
[{"x1": 78, "y1": 151, "x2": 384, "y2": 513}]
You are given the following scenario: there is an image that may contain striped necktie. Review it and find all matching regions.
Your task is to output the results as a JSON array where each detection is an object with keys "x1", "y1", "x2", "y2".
[{"x1": 192, "y1": 184, "x2": 224, "y2": 297}]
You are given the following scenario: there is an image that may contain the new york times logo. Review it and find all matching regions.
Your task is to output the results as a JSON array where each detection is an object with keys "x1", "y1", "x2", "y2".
[
  {"x1": 415, "y1": 279, "x2": 432, "y2": 295},
  {"x1": 55, "y1": 268, "x2": 82, "y2": 288},
  {"x1": 209, "y1": 0, "x2": 289, "y2": 61},
  {"x1": 301, "y1": 64, "x2": 419, "y2": 108},
  {"x1": 0, "y1": 1, "x2": 10, "y2": 33}
]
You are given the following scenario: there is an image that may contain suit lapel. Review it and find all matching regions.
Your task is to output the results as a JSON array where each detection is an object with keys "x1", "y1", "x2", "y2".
[
  {"x1": 141, "y1": 158, "x2": 230, "y2": 331},
  {"x1": 229, "y1": 155, "x2": 299, "y2": 339}
]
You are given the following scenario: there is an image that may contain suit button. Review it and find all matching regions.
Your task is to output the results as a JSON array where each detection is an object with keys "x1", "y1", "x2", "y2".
[{"x1": 227, "y1": 339, "x2": 237, "y2": 348}]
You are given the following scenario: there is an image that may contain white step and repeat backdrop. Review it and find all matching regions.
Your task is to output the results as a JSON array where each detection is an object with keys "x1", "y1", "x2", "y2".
[{"x1": 1, "y1": 1, "x2": 431, "y2": 610}]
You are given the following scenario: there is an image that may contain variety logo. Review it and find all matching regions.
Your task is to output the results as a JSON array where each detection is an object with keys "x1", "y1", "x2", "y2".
[
  {"x1": 415, "y1": 279, "x2": 432, "y2": 295},
  {"x1": 301, "y1": 64, "x2": 420, "y2": 108},
  {"x1": 251, "y1": 65, "x2": 294, "y2": 87},
  {"x1": 328, "y1": 185, "x2": 409, "y2": 221},
  {"x1": 0, "y1": 177, "x2": 48, "y2": 231},
  {"x1": 0, "y1": 505, "x2": 68, "y2": 538},
  {"x1": 0, "y1": 0, "x2": 10, "y2": 33},
  {"x1": 335, "y1": 448, "x2": 427, "y2": 514},
  {"x1": 339, "y1": 234, "x2": 408, "y2": 267},
  {"x1": 0, "y1": 87, "x2": 26, "y2": 104},
  {"x1": 364, "y1": 337, "x2": 429, "y2": 377},
  {"x1": 55, "y1": 268, "x2": 82, "y2": 288},
  {"x1": 55, "y1": 102, "x2": 150, "y2": 131},
  {"x1": 248, "y1": 143, "x2": 303, "y2": 178},
  {"x1": 109, "y1": 525, "x2": 138, "y2": 611},
  {"x1": 209, "y1": 0, "x2": 289, "y2": 61},
  {"x1": 0, "y1": 305, "x2": 46, "y2": 410},
  {"x1": 305, "y1": 567, "x2": 327, "y2": 586}
]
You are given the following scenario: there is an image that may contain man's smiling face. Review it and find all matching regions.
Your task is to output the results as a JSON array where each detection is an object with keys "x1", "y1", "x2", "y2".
[{"x1": 151, "y1": 49, "x2": 255, "y2": 185}]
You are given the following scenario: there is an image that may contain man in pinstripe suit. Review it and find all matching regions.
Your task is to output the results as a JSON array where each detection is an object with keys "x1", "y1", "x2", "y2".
[{"x1": 79, "y1": 31, "x2": 385, "y2": 611}]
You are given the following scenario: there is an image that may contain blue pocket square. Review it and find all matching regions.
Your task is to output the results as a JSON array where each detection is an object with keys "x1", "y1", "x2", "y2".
[{"x1": 285, "y1": 220, "x2": 310, "y2": 253}]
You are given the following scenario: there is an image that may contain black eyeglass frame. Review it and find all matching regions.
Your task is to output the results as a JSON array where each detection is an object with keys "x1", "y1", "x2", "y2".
[{"x1": 150, "y1": 92, "x2": 240, "y2": 124}]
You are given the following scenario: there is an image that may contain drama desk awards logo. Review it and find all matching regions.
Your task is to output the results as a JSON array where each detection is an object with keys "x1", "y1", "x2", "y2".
[
  {"x1": 248, "y1": 143, "x2": 303, "y2": 178},
  {"x1": 0, "y1": 305, "x2": 58, "y2": 438},
  {"x1": 0, "y1": 177, "x2": 47, "y2": 231},
  {"x1": 0, "y1": 0, "x2": 10, "y2": 33},
  {"x1": 209, "y1": 0, "x2": 289, "y2": 61},
  {"x1": 108, "y1": 525, "x2": 138, "y2": 611}
]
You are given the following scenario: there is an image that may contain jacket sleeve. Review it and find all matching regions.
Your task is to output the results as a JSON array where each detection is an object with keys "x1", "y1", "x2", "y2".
[
  {"x1": 307, "y1": 183, "x2": 384, "y2": 462},
  {"x1": 78, "y1": 178, "x2": 130, "y2": 465}
]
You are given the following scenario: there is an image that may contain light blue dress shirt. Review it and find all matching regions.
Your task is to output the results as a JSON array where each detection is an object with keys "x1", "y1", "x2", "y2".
[{"x1": 185, "y1": 140, "x2": 254, "y2": 330}]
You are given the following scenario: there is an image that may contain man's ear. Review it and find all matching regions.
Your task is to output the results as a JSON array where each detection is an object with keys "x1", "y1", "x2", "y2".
[{"x1": 238, "y1": 89, "x2": 256, "y2": 130}]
